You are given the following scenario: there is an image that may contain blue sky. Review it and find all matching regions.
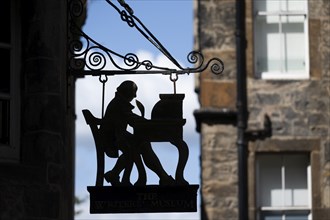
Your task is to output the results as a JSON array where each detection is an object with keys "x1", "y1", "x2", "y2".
[
  {"x1": 74, "y1": 1, "x2": 200, "y2": 219},
  {"x1": 82, "y1": 0, "x2": 194, "y2": 62}
]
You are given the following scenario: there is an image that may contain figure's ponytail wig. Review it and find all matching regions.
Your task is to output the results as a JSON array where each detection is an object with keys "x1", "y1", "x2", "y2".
[{"x1": 116, "y1": 80, "x2": 137, "y2": 98}]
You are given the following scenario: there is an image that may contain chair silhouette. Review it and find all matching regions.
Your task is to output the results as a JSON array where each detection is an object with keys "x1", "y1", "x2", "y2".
[{"x1": 82, "y1": 109, "x2": 104, "y2": 186}]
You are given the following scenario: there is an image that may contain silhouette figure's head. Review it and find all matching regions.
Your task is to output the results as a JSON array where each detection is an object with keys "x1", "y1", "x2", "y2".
[{"x1": 116, "y1": 80, "x2": 137, "y2": 101}]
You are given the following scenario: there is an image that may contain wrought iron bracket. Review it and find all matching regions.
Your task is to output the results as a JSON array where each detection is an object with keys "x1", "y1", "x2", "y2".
[{"x1": 68, "y1": 0, "x2": 224, "y2": 78}]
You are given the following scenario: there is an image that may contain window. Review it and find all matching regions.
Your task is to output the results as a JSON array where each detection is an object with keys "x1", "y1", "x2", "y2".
[
  {"x1": 0, "y1": 0, "x2": 20, "y2": 162},
  {"x1": 254, "y1": 0, "x2": 309, "y2": 80},
  {"x1": 256, "y1": 154, "x2": 311, "y2": 220}
]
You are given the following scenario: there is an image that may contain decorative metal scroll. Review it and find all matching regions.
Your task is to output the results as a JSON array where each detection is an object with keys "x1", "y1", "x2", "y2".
[{"x1": 68, "y1": 0, "x2": 224, "y2": 77}]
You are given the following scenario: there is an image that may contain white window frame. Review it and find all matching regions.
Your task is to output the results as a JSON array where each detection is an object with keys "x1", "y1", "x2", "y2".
[
  {"x1": 0, "y1": 0, "x2": 21, "y2": 162},
  {"x1": 253, "y1": 0, "x2": 309, "y2": 80},
  {"x1": 256, "y1": 154, "x2": 312, "y2": 220}
]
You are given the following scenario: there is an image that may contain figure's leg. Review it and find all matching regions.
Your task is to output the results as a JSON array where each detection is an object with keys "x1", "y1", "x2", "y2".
[
  {"x1": 133, "y1": 153, "x2": 147, "y2": 186},
  {"x1": 104, "y1": 154, "x2": 125, "y2": 186},
  {"x1": 127, "y1": 136, "x2": 147, "y2": 186},
  {"x1": 139, "y1": 142, "x2": 175, "y2": 185},
  {"x1": 104, "y1": 145, "x2": 133, "y2": 186},
  {"x1": 121, "y1": 146, "x2": 134, "y2": 186}
]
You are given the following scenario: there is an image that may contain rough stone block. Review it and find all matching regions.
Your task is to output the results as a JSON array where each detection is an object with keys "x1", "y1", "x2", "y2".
[
  {"x1": 309, "y1": 126, "x2": 329, "y2": 137},
  {"x1": 22, "y1": 132, "x2": 63, "y2": 166},
  {"x1": 271, "y1": 120, "x2": 292, "y2": 136},
  {"x1": 308, "y1": 113, "x2": 328, "y2": 126},
  {"x1": 199, "y1": 0, "x2": 235, "y2": 50},
  {"x1": 200, "y1": 80, "x2": 236, "y2": 109},
  {"x1": 25, "y1": 58, "x2": 60, "y2": 93},
  {"x1": 23, "y1": 94, "x2": 63, "y2": 132},
  {"x1": 309, "y1": 19, "x2": 322, "y2": 79},
  {"x1": 47, "y1": 163, "x2": 65, "y2": 185},
  {"x1": 293, "y1": 120, "x2": 309, "y2": 136},
  {"x1": 24, "y1": 188, "x2": 59, "y2": 219},
  {"x1": 324, "y1": 141, "x2": 330, "y2": 163}
]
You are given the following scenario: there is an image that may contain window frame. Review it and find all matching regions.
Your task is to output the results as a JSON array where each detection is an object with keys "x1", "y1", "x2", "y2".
[
  {"x1": 253, "y1": 0, "x2": 310, "y2": 80},
  {"x1": 0, "y1": 0, "x2": 21, "y2": 162},
  {"x1": 256, "y1": 154, "x2": 312, "y2": 220}
]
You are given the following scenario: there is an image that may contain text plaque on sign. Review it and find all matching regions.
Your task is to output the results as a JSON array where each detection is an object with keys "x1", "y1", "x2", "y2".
[{"x1": 88, "y1": 185, "x2": 199, "y2": 213}]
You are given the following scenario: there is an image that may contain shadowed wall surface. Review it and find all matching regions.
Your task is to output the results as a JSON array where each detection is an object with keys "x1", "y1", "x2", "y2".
[{"x1": 0, "y1": 1, "x2": 75, "y2": 219}]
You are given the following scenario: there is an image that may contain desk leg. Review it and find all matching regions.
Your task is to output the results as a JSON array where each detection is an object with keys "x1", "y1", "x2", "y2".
[{"x1": 171, "y1": 139, "x2": 189, "y2": 185}]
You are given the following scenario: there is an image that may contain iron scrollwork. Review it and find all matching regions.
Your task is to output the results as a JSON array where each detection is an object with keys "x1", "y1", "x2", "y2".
[{"x1": 68, "y1": 0, "x2": 224, "y2": 77}]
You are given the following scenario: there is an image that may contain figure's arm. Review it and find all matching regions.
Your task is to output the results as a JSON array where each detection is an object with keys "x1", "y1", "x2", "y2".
[
  {"x1": 127, "y1": 109, "x2": 147, "y2": 128},
  {"x1": 127, "y1": 112, "x2": 146, "y2": 125},
  {"x1": 135, "y1": 99, "x2": 145, "y2": 117}
]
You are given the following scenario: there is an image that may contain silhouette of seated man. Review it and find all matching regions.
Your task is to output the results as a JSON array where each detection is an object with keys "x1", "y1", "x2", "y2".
[{"x1": 99, "y1": 80, "x2": 174, "y2": 186}]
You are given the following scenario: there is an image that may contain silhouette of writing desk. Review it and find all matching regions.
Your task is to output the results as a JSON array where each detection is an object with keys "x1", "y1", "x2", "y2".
[{"x1": 132, "y1": 94, "x2": 189, "y2": 185}]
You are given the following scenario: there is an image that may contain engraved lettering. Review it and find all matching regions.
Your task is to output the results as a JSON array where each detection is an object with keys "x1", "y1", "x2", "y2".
[
  {"x1": 95, "y1": 201, "x2": 106, "y2": 209},
  {"x1": 137, "y1": 193, "x2": 158, "y2": 200}
]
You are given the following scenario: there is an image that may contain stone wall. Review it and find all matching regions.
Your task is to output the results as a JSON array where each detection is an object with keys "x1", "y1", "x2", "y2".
[
  {"x1": 0, "y1": 1, "x2": 75, "y2": 219},
  {"x1": 195, "y1": 0, "x2": 330, "y2": 220},
  {"x1": 246, "y1": 1, "x2": 330, "y2": 218},
  {"x1": 200, "y1": 124, "x2": 238, "y2": 220},
  {"x1": 195, "y1": 1, "x2": 239, "y2": 219}
]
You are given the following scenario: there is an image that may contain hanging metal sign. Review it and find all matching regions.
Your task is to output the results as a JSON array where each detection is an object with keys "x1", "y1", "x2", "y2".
[
  {"x1": 68, "y1": 0, "x2": 224, "y2": 214},
  {"x1": 83, "y1": 83, "x2": 198, "y2": 213}
]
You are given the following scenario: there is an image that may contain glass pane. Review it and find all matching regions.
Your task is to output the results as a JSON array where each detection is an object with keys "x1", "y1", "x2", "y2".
[
  {"x1": 281, "y1": 13, "x2": 305, "y2": 23},
  {"x1": 0, "y1": 0, "x2": 11, "y2": 43},
  {"x1": 284, "y1": 0, "x2": 307, "y2": 12},
  {"x1": 284, "y1": 155, "x2": 309, "y2": 206},
  {"x1": 0, "y1": 99, "x2": 10, "y2": 145},
  {"x1": 258, "y1": 155, "x2": 282, "y2": 207},
  {"x1": 261, "y1": 211, "x2": 310, "y2": 220},
  {"x1": 267, "y1": 0, "x2": 281, "y2": 12},
  {"x1": 255, "y1": 16, "x2": 281, "y2": 73},
  {"x1": 0, "y1": 49, "x2": 10, "y2": 93},
  {"x1": 265, "y1": 216, "x2": 281, "y2": 220},
  {"x1": 282, "y1": 18, "x2": 306, "y2": 72},
  {"x1": 260, "y1": 212, "x2": 282, "y2": 220},
  {"x1": 255, "y1": 0, "x2": 307, "y2": 12},
  {"x1": 286, "y1": 214, "x2": 309, "y2": 220}
]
